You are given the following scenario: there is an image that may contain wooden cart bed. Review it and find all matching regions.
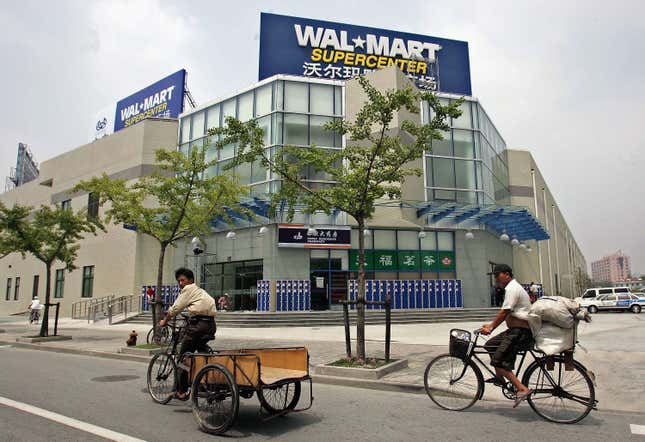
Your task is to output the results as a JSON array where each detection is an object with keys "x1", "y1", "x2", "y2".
[{"x1": 189, "y1": 347, "x2": 309, "y2": 388}]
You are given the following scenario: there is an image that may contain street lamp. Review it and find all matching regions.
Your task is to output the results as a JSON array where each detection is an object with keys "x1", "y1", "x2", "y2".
[
  {"x1": 257, "y1": 226, "x2": 268, "y2": 236},
  {"x1": 225, "y1": 231, "x2": 237, "y2": 240},
  {"x1": 465, "y1": 230, "x2": 474, "y2": 240},
  {"x1": 500, "y1": 232, "x2": 510, "y2": 242}
]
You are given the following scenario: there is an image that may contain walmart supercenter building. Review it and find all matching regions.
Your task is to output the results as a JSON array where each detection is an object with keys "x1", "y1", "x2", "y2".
[{"x1": 0, "y1": 13, "x2": 587, "y2": 317}]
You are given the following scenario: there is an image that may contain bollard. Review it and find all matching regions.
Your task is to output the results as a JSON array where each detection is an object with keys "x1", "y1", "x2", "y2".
[
  {"x1": 385, "y1": 296, "x2": 391, "y2": 362},
  {"x1": 108, "y1": 305, "x2": 113, "y2": 325},
  {"x1": 342, "y1": 301, "x2": 352, "y2": 359}
]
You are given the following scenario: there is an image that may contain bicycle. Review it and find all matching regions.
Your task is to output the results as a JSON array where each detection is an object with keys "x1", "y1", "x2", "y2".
[
  {"x1": 146, "y1": 314, "x2": 215, "y2": 404},
  {"x1": 424, "y1": 328, "x2": 597, "y2": 424}
]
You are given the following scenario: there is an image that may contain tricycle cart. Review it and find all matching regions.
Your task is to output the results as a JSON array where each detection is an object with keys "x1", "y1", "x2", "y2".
[{"x1": 184, "y1": 347, "x2": 312, "y2": 434}]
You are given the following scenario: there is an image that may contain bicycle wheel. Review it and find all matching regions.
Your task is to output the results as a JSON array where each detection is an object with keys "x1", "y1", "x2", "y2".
[
  {"x1": 258, "y1": 381, "x2": 301, "y2": 414},
  {"x1": 191, "y1": 363, "x2": 239, "y2": 435},
  {"x1": 147, "y1": 353, "x2": 177, "y2": 404},
  {"x1": 522, "y1": 355, "x2": 595, "y2": 424},
  {"x1": 424, "y1": 354, "x2": 483, "y2": 411}
]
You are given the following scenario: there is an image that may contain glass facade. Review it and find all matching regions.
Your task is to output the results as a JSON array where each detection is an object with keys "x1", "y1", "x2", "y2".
[
  {"x1": 422, "y1": 97, "x2": 510, "y2": 205},
  {"x1": 179, "y1": 78, "x2": 343, "y2": 198}
]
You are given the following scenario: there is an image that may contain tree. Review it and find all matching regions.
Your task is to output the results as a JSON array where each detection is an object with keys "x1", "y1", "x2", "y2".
[
  {"x1": 74, "y1": 146, "x2": 248, "y2": 339},
  {"x1": 0, "y1": 201, "x2": 103, "y2": 337},
  {"x1": 215, "y1": 75, "x2": 461, "y2": 360},
  {"x1": 574, "y1": 267, "x2": 592, "y2": 293}
]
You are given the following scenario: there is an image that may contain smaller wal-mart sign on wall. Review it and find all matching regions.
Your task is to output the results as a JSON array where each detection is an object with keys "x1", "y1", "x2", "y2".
[
  {"x1": 114, "y1": 69, "x2": 186, "y2": 132},
  {"x1": 259, "y1": 13, "x2": 471, "y2": 95}
]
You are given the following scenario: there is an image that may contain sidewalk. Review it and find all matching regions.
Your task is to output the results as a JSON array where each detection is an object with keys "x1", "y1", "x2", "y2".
[{"x1": 1, "y1": 314, "x2": 644, "y2": 413}]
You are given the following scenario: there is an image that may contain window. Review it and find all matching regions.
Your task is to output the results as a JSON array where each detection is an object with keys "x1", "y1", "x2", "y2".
[
  {"x1": 82, "y1": 266, "x2": 94, "y2": 298},
  {"x1": 14, "y1": 277, "x2": 20, "y2": 300},
  {"x1": 191, "y1": 111, "x2": 205, "y2": 139},
  {"x1": 5, "y1": 278, "x2": 11, "y2": 301},
  {"x1": 61, "y1": 199, "x2": 71, "y2": 211},
  {"x1": 438, "y1": 231, "x2": 454, "y2": 251},
  {"x1": 615, "y1": 288, "x2": 629, "y2": 293},
  {"x1": 180, "y1": 117, "x2": 190, "y2": 143},
  {"x1": 310, "y1": 83, "x2": 334, "y2": 115},
  {"x1": 455, "y1": 160, "x2": 476, "y2": 189},
  {"x1": 206, "y1": 105, "x2": 220, "y2": 131},
  {"x1": 238, "y1": 92, "x2": 254, "y2": 122},
  {"x1": 284, "y1": 114, "x2": 308, "y2": 145},
  {"x1": 397, "y1": 231, "x2": 419, "y2": 250},
  {"x1": 374, "y1": 230, "x2": 396, "y2": 249},
  {"x1": 431, "y1": 130, "x2": 452, "y2": 156},
  {"x1": 54, "y1": 269, "x2": 65, "y2": 298},
  {"x1": 222, "y1": 98, "x2": 236, "y2": 120},
  {"x1": 452, "y1": 101, "x2": 472, "y2": 129},
  {"x1": 32, "y1": 275, "x2": 39, "y2": 299},
  {"x1": 453, "y1": 130, "x2": 475, "y2": 158},
  {"x1": 617, "y1": 294, "x2": 630, "y2": 301},
  {"x1": 598, "y1": 289, "x2": 613, "y2": 295},
  {"x1": 87, "y1": 193, "x2": 99, "y2": 219},
  {"x1": 255, "y1": 84, "x2": 272, "y2": 117},
  {"x1": 310, "y1": 116, "x2": 334, "y2": 147},
  {"x1": 284, "y1": 81, "x2": 308, "y2": 112}
]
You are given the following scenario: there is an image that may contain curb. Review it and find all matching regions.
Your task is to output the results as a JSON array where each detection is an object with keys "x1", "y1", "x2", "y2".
[
  {"x1": 0, "y1": 340, "x2": 150, "y2": 364},
  {"x1": 312, "y1": 373, "x2": 424, "y2": 394}
]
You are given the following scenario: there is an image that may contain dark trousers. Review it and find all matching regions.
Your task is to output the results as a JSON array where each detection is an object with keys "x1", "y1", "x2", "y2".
[
  {"x1": 484, "y1": 328, "x2": 533, "y2": 372},
  {"x1": 178, "y1": 319, "x2": 216, "y2": 392}
]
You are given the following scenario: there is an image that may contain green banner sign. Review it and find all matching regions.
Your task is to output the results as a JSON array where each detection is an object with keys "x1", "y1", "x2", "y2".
[{"x1": 349, "y1": 250, "x2": 455, "y2": 272}]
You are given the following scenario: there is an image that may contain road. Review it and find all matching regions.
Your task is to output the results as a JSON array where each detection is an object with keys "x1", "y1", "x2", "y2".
[{"x1": 1, "y1": 347, "x2": 644, "y2": 441}]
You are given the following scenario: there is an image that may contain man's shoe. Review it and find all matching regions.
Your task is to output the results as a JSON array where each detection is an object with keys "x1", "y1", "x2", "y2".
[{"x1": 484, "y1": 376, "x2": 504, "y2": 387}]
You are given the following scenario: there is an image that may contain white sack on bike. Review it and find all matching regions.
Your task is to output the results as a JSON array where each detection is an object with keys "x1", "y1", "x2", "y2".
[
  {"x1": 529, "y1": 296, "x2": 581, "y2": 329},
  {"x1": 533, "y1": 323, "x2": 575, "y2": 355}
]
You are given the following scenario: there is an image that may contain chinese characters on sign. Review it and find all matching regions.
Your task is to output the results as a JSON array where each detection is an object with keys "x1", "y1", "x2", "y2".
[{"x1": 278, "y1": 224, "x2": 351, "y2": 248}]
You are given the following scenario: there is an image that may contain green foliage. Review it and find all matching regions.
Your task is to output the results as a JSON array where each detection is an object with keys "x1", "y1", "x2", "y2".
[
  {"x1": 214, "y1": 75, "x2": 462, "y2": 223},
  {"x1": 0, "y1": 201, "x2": 103, "y2": 269},
  {"x1": 74, "y1": 146, "x2": 248, "y2": 248},
  {"x1": 0, "y1": 201, "x2": 104, "y2": 337}
]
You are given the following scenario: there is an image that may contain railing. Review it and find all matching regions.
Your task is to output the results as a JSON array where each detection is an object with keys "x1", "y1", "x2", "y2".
[{"x1": 71, "y1": 294, "x2": 141, "y2": 323}]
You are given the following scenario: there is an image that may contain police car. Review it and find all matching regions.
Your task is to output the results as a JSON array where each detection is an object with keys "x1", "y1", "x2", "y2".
[{"x1": 580, "y1": 293, "x2": 644, "y2": 314}]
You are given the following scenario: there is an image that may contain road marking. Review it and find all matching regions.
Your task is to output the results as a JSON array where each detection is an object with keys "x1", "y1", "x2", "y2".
[
  {"x1": 632, "y1": 424, "x2": 645, "y2": 435},
  {"x1": 0, "y1": 396, "x2": 146, "y2": 442}
]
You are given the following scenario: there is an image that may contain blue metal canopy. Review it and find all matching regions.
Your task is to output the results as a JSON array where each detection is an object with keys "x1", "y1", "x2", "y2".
[
  {"x1": 209, "y1": 197, "x2": 271, "y2": 230},
  {"x1": 415, "y1": 202, "x2": 550, "y2": 241}
]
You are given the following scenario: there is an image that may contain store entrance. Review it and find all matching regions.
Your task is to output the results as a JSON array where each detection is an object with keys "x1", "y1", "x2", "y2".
[{"x1": 310, "y1": 252, "x2": 349, "y2": 310}]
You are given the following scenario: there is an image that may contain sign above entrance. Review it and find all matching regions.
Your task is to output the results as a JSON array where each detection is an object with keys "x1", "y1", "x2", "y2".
[{"x1": 278, "y1": 224, "x2": 351, "y2": 248}]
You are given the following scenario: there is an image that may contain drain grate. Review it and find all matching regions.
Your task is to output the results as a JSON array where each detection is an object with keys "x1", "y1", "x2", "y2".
[{"x1": 91, "y1": 375, "x2": 140, "y2": 383}]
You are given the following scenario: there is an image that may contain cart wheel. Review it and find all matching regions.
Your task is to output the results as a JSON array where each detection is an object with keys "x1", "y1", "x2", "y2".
[
  {"x1": 147, "y1": 353, "x2": 177, "y2": 404},
  {"x1": 258, "y1": 381, "x2": 301, "y2": 414},
  {"x1": 191, "y1": 363, "x2": 239, "y2": 435}
]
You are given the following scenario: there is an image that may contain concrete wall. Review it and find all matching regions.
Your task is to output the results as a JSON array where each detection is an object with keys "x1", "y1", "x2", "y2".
[
  {"x1": 507, "y1": 149, "x2": 587, "y2": 298},
  {"x1": 0, "y1": 119, "x2": 178, "y2": 317}
]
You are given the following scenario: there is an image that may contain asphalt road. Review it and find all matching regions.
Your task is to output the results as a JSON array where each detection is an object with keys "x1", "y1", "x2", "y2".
[{"x1": 1, "y1": 347, "x2": 644, "y2": 441}]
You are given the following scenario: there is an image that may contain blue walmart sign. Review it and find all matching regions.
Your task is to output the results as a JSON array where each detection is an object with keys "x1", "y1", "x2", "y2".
[
  {"x1": 259, "y1": 13, "x2": 472, "y2": 95},
  {"x1": 114, "y1": 70, "x2": 186, "y2": 132}
]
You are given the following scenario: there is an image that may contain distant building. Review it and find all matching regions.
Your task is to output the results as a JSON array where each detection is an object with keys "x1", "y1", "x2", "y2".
[{"x1": 591, "y1": 250, "x2": 631, "y2": 284}]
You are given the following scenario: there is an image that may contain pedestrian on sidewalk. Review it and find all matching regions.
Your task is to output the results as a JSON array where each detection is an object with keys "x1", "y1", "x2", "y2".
[
  {"x1": 159, "y1": 268, "x2": 217, "y2": 401},
  {"x1": 27, "y1": 297, "x2": 42, "y2": 325}
]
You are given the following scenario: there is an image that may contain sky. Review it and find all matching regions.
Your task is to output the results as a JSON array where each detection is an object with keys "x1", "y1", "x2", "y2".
[{"x1": 1, "y1": 0, "x2": 643, "y2": 274}]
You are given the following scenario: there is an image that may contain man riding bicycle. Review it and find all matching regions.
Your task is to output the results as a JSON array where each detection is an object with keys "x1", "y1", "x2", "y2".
[
  {"x1": 481, "y1": 264, "x2": 533, "y2": 407},
  {"x1": 159, "y1": 268, "x2": 216, "y2": 400}
]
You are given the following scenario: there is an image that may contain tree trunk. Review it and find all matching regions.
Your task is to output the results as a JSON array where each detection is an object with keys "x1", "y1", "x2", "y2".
[
  {"x1": 356, "y1": 219, "x2": 366, "y2": 361},
  {"x1": 152, "y1": 242, "x2": 167, "y2": 343},
  {"x1": 39, "y1": 263, "x2": 52, "y2": 337}
]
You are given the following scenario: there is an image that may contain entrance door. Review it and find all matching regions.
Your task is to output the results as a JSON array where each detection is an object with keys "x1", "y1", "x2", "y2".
[
  {"x1": 488, "y1": 262, "x2": 502, "y2": 307},
  {"x1": 310, "y1": 271, "x2": 329, "y2": 310}
]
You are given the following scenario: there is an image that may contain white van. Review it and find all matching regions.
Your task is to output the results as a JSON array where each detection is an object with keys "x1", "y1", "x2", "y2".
[{"x1": 579, "y1": 287, "x2": 632, "y2": 299}]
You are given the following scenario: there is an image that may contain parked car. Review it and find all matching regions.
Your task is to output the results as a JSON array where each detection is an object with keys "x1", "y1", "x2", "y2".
[
  {"x1": 580, "y1": 293, "x2": 644, "y2": 314},
  {"x1": 579, "y1": 286, "x2": 633, "y2": 300}
]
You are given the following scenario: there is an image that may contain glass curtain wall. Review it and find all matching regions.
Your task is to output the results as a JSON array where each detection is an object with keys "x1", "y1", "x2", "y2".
[
  {"x1": 178, "y1": 79, "x2": 343, "y2": 198},
  {"x1": 422, "y1": 97, "x2": 510, "y2": 205}
]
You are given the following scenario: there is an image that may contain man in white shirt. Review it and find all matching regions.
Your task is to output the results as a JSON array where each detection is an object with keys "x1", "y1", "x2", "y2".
[
  {"x1": 27, "y1": 297, "x2": 42, "y2": 324},
  {"x1": 481, "y1": 264, "x2": 533, "y2": 407}
]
